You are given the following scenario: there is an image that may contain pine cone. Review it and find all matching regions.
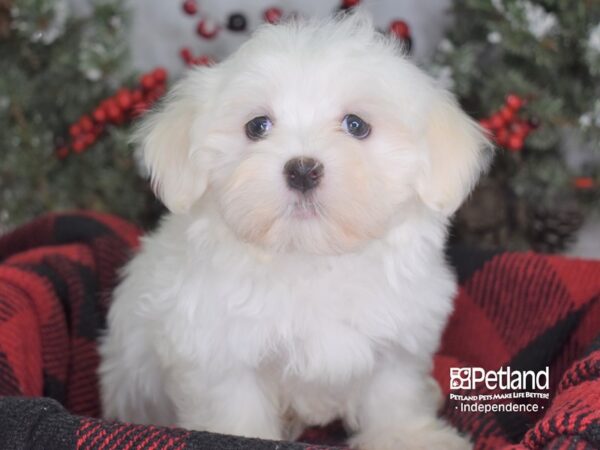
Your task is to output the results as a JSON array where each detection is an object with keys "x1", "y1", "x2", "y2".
[
  {"x1": 0, "y1": 0, "x2": 12, "y2": 39},
  {"x1": 528, "y1": 205, "x2": 584, "y2": 253}
]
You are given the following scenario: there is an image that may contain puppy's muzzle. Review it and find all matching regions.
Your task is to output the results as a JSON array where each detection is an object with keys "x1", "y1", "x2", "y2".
[{"x1": 284, "y1": 157, "x2": 324, "y2": 193}]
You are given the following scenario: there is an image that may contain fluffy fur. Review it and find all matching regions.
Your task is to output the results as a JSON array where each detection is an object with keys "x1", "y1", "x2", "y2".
[{"x1": 99, "y1": 12, "x2": 491, "y2": 450}]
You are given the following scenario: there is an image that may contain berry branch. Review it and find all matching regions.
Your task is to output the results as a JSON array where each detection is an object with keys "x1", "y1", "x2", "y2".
[{"x1": 56, "y1": 68, "x2": 167, "y2": 158}]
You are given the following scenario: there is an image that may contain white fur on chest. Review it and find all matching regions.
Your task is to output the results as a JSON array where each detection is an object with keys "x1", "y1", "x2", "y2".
[
  {"x1": 131, "y1": 208, "x2": 455, "y2": 389},
  {"x1": 101, "y1": 206, "x2": 460, "y2": 437}
]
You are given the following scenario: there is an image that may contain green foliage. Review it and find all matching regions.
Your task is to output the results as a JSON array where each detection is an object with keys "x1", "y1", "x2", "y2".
[
  {"x1": 0, "y1": 0, "x2": 153, "y2": 231},
  {"x1": 435, "y1": 0, "x2": 600, "y2": 250}
]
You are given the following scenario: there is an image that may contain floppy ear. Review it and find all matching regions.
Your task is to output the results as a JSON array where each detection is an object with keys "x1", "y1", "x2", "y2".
[
  {"x1": 416, "y1": 91, "x2": 493, "y2": 216},
  {"x1": 135, "y1": 72, "x2": 212, "y2": 214}
]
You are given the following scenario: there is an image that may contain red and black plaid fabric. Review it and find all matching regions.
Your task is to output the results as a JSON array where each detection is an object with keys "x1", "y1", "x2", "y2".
[{"x1": 0, "y1": 212, "x2": 598, "y2": 450}]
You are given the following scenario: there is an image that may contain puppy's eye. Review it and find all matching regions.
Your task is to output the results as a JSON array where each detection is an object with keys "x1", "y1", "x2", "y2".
[
  {"x1": 245, "y1": 116, "x2": 273, "y2": 140},
  {"x1": 342, "y1": 114, "x2": 371, "y2": 139}
]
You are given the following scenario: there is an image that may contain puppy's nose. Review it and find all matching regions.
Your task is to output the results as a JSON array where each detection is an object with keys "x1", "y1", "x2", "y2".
[{"x1": 284, "y1": 157, "x2": 324, "y2": 193}]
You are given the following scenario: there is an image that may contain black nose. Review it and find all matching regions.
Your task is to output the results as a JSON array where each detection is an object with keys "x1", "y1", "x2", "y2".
[{"x1": 284, "y1": 157, "x2": 324, "y2": 193}]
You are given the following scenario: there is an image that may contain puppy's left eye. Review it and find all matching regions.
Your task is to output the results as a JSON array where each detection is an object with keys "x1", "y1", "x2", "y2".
[
  {"x1": 245, "y1": 116, "x2": 273, "y2": 140},
  {"x1": 342, "y1": 114, "x2": 371, "y2": 139}
]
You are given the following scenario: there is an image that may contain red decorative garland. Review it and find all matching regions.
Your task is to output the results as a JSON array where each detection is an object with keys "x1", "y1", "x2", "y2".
[{"x1": 56, "y1": 68, "x2": 167, "y2": 159}]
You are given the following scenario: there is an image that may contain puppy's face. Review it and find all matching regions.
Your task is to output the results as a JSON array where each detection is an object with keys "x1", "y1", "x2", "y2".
[
  {"x1": 139, "y1": 14, "x2": 491, "y2": 254},
  {"x1": 206, "y1": 39, "x2": 426, "y2": 254}
]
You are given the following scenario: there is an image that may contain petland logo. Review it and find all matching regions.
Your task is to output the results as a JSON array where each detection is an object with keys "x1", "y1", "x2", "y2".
[
  {"x1": 450, "y1": 366, "x2": 549, "y2": 391},
  {"x1": 449, "y1": 367, "x2": 550, "y2": 413}
]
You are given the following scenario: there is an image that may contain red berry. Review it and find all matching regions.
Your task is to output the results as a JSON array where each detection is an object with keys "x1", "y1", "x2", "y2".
[
  {"x1": 132, "y1": 89, "x2": 143, "y2": 103},
  {"x1": 495, "y1": 128, "x2": 509, "y2": 147},
  {"x1": 573, "y1": 177, "x2": 595, "y2": 190},
  {"x1": 478, "y1": 119, "x2": 492, "y2": 130},
  {"x1": 133, "y1": 102, "x2": 149, "y2": 117},
  {"x1": 264, "y1": 7, "x2": 282, "y2": 24},
  {"x1": 180, "y1": 47, "x2": 193, "y2": 64},
  {"x1": 83, "y1": 133, "x2": 95, "y2": 146},
  {"x1": 389, "y1": 20, "x2": 410, "y2": 39},
  {"x1": 153, "y1": 67, "x2": 167, "y2": 83},
  {"x1": 499, "y1": 106, "x2": 515, "y2": 123},
  {"x1": 510, "y1": 120, "x2": 530, "y2": 137},
  {"x1": 103, "y1": 98, "x2": 117, "y2": 110},
  {"x1": 490, "y1": 114, "x2": 506, "y2": 130},
  {"x1": 342, "y1": 0, "x2": 360, "y2": 7},
  {"x1": 79, "y1": 115, "x2": 93, "y2": 133},
  {"x1": 72, "y1": 140, "x2": 86, "y2": 154},
  {"x1": 116, "y1": 89, "x2": 132, "y2": 110},
  {"x1": 69, "y1": 123, "x2": 82, "y2": 137},
  {"x1": 93, "y1": 107, "x2": 107, "y2": 123},
  {"x1": 146, "y1": 86, "x2": 165, "y2": 104},
  {"x1": 506, "y1": 94, "x2": 524, "y2": 111},
  {"x1": 196, "y1": 19, "x2": 219, "y2": 39},
  {"x1": 56, "y1": 146, "x2": 69, "y2": 159},
  {"x1": 182, "y1": 0, "x2": 197, "y2": 15},
  {"x1": 141, "y1": 73, "x2": 156, "y2": 91},
  {"x1": 507, "y1": 134, "x2": 524, "y2": 151},
  {"x1": 105, "y1": 100, "x2": 121, "y2": 123},
  {"x1": 151, "y1": 85, "x2": 166, "y2": 100}
]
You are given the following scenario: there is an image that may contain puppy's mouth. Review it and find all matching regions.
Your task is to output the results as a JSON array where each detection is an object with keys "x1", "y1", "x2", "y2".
[{"x1": 287, "y1": 199, "x2": 321, "y2": 220}]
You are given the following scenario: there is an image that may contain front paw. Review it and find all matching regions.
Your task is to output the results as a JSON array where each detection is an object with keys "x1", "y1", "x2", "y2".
[{"x1": 351, "y1": 420, "x2": 472, "y2": 450}]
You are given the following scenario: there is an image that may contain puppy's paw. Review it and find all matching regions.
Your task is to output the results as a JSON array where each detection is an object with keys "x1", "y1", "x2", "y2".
[{"x1": 351, "y1": 420, "x2": 472, "y2": 450}]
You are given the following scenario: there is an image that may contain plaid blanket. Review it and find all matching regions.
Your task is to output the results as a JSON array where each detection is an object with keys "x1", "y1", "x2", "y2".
[{"x1": 0, "y1": 212, "x2": 598, "y2": 450}]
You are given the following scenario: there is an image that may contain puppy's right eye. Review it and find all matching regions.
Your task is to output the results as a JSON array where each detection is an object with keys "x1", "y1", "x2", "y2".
[
  {"x1": 245, "y1": 116, "x2": 273, "y2": 140},
  {"x1": 342, "y1": 114, "x2": 371, "y2": 139}
]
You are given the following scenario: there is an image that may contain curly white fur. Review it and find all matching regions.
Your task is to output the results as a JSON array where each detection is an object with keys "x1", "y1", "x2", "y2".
[{"x1": 99, "y1": 11, "x2": 491, "y2": 450}]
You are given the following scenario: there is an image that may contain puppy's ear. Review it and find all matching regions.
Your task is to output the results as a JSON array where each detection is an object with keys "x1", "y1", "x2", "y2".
[
  {"x1": 135, "y1": 72, "x2": 212, "y2": 214},
  {"x1": 416, "y1": 92, "x2": 493, "y2": 216}
]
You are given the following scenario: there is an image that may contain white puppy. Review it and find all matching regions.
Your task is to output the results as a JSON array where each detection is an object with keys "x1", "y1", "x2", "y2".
[{"x1": 99, "y1": 12, "x2": 490, "y2": 450}]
